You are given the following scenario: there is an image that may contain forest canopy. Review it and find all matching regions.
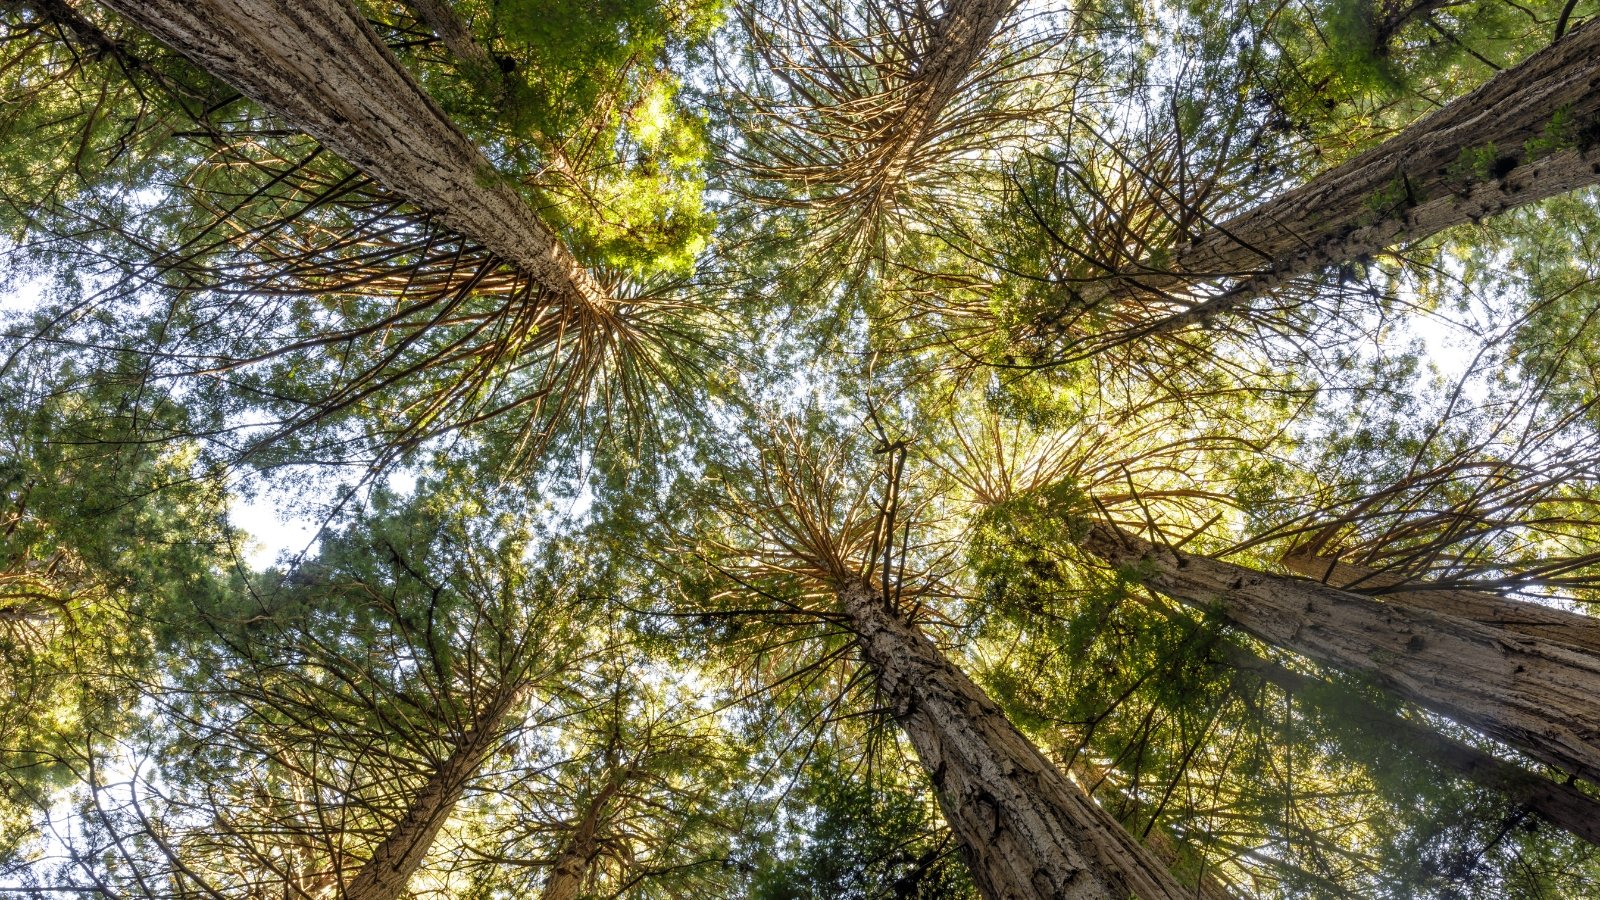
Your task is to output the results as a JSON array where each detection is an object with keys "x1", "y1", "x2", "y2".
[{"x1": 3, "y1": 0, "x2": 1600, "y2": 896}]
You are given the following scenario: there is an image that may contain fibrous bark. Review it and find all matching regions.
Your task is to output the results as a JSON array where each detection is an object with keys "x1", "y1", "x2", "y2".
[
  {"x1": 850, "y1": 0, "x2": 1014, "y2": 212},
  {"x1": 837, "y1": 578, "x2": 1190, "y2": 900},
  {"x1": 1082, "y1": 522, "x2": 1600, "y2": 783},
  {"x1": 1280, "y1": 553, "x2": 1600, "y2": 657},
  {"x1": 538, "y1": 772, "x2": 627, "y2": 900},
  {"x1": 1050, "y1": 18, "x2": 1600, "y2": 340},
  {"x1": 1222, "y1": 644, "x2": 1600, "y2": 846},
  {"x1": 342, "y1": 681, "x2": 527, "y2": 900},
  {"x1": 95, "y1": 0, "x2": 610, "y2": 309}
]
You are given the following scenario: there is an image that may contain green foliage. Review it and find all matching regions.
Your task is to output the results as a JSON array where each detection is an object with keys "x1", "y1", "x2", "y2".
[{"x1": 750, "y1": 757, "x2": 974, "y2": 899}]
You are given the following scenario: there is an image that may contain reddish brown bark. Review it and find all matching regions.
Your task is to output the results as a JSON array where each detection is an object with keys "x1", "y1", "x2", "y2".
[
  {"x1": 1083, "y1": 523, "x2": 1600, "y2": 783},
  {"x1": 1280, "y1": 553, "x2": 1600, "y2": 657},
  {"x1": 96, "y1": 0, "x2": 610, "y2": 309},
  {"x1": 838, "y1": 578, "x2": 1190, "y2": 899}
]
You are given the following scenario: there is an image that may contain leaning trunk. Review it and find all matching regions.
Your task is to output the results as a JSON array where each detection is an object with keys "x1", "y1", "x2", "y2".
[
  {"x1": 342, "y1": 682, "x2": 525, "y2": 900},
  {"x1": 1058, "y1": 18, "x2": 1600, "y2": 337},
  {"x1": 860, "y1": 0, "x2": 1013, "y2": 203},
  {"x1": 96, "y1": 0, "x2": 610, "y2": 309},
  {"x1": 1082, "y1": 523, "x2": 1600, "y2": 782},
  {"x1": 1221, "y1": 644, "x2": 1600, "y2": 846},
  {"x1": 538, "y1": 773, "x2": 626, "y2": 900},
  {"x1": 837, "y1": 578, "x2": 1189, "y2": 899},
  {"x1": 1280, "y1": 553, "x2": 1600, "y2": 657}
]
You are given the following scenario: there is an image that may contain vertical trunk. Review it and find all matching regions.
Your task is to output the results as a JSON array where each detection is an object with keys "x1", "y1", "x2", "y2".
[
  {"x1": 538, "y1": 774, "x2": 626, "y2": 900},
  {"x1": 1280, "y1": 553, "x2": 1600, "y2": 656},
  {"x1": 1056, "y1": 19, "x2": 1600, "y2": 337},
  {"x1": 1082, "y1": 522, "x2": 1600, "y2": 782},
  {"x1": 837, "y1": 579, "x2": 1190, "y2": 900},
  {"x1": 94, "y1": 0, "x2": 610, "y2": 309},
  {"x1": 859, "y1": 0, "x2": 1013, "y2": 205},
  {"x1": 1221, "y1": 644, "x2": 1600, "y2": 846},
  {"x1": 341, "y1": 682, "x2": 525, "y2": 900}
]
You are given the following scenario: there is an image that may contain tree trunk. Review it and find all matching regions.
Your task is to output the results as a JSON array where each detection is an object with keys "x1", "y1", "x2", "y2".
[
  {"x1": 836, "y1": 578, "x2": 1190, "y2": 899},
  {"x1": 859, "y1": 0, "x2": 1013, "y2": 205},
  {"x1": 341, "y1": 682, "x2": 526, "y2": 900},
  {"x1": 1221, "y1": 644, "x2": 1600, "y2": 846},
  {"x1": 1280, "y1": 553, "x2": 1600, "y2": 657},
  {"x1": 409, "y1": 0, "x2": 494, "y2": 75},
  {"x1": 538, "y1": 772, "x2": 627, "y2": 900},
  {"x1": 94, "y1": 0, "x2": 610, "y2": 309},
  {"x1": 1057, "y1": 18, "x2": 1600, "y2": 337},
  {"x1": 1082, "y1": 522, "x2": 1600, "y2": 782}
]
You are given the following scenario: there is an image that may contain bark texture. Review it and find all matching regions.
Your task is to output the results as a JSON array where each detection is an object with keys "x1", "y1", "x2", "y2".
[
  {"x1": 1222, "y1": 644, "x2": 1600, "y2": 846},
  {"x1": 1281, "y1": 553, "x2": 1600, "y2": 657},
  {"x1": 96, "y1": 0, "x2": 610, "y2": 309},
  {"x1": 859, "y1": 0, "x2": 1014, "y2": 207},
  {"x1": 1082, "y1": 523, "x2": 1600, "y2": 782},
  {"x1": 538, "y1": 772, "x2": 627, "y2": 900},
  {"x1": 837, "y1": 579, "x2": 1190, "y2": 900},
  {"x1": 409, "y1": 0, "x2": 494, "y2": 74},
  {"x1": 1060, "y1": 18, "x2": 1600, "y2": 334},
  {"x1": 342, "y1": 682, "x2": 526, "y2": 900}
]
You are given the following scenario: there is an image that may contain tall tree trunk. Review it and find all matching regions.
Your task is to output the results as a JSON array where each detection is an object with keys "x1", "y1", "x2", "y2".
[
  {"x1": 857, "y1": 0, "x2": 1013, "y2": 207},
  {"x1": 1280, "y1": 553, "x2": 1600, "y2": 656},
  {"x1": 538, "y1": 773, "x2": 627, "y2": 900},
  {"x1": 94, "y1": 0, "x2": 610, "y2": 309},
  {"x1": 836, "y1": 578, "x2": 1190, "y2": 899},
  {"x1": 1221, "y1": 644, "x2": 1600, "y2": 845},
  {"x1": 341, "y1": 682, "x2": 526, "y2": 900},
  {"x1": 1081, "y1": 522, "x2": 1600, "y2": 782},
  {"x1": 1058, "y1": 19, "x2": 1600, "y2": 338}
]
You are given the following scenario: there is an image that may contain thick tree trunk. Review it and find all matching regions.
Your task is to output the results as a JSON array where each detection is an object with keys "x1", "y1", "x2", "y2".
[
  {"x1": 1082, "y1": 523, "x2": 1600, "y2": 782},
  {"x1": 94, "y1": 0, "x2": 610, "y2": 309},
  {"x1": 836, "y1": 578, "x2": 1190, "y2": 899},
  {"x1": 341, "y1": 682, "x2": 526, "y2": 900},
  {"x1": 1221, "y1": 644, "x2": 1600, "y2": 845},
  {"x1": 1280, "y1": 553, "x2": 1600, "y2": 657},
  {"x1": 1057, "y1": 19, "x2": 1600, "y2": 337}
]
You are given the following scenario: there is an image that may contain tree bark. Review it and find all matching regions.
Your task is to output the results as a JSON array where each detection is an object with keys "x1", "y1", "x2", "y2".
[
  {"x1": 859, "y1": 0, "x2": 1014, "y2": 206},
  {"x1": 341, "y1": 681, "x2": 526, "y2": 900},
  {"x1": 1082, "y1": 522, "x2": 1600, "y2": 783},
  {"x1": 1055, "y1": 18, "x2": 1600, "y2": 338},
  {"x1": 1221, "y1": 644, "x2": 1600, "y2": 846},
  {"x1": 408, "y1": 0, "x2": 494, "y2": 74},
  {"x1": 1280, "y1": 553, "x2": 1600, "y2": 657},
  {"x1": 836, "y1": 578, "x2": 1190, "y2": 899},
  {"x1": 94, "y1": 0, "x2": 610, "y2": 309},
  {"x1": 538, "y1": 772, "x2": 627, "y2": 900}
]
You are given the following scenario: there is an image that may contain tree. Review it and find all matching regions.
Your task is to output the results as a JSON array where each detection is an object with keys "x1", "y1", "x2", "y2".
[
  {"x1": 1008, "y1": 16, "x2": 1600, "y2": 363},
  {"x1": 94, "y1": 0, "x2": 608, "y2": 308},
  {"x1": 1081, "y1": 521, "x2": 1600, "y2": 782},
  {"x1": 691, "y1": 420, "x2": 1193, "y2": 898},
  {"x1": 9, "y1": 1, "x2": 1600, "y2": 896}
]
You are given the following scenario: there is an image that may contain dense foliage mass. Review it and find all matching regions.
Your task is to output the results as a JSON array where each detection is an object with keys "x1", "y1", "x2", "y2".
[{"x1": 3, "y1": 0, "x2": 1600, "y2": 896}]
